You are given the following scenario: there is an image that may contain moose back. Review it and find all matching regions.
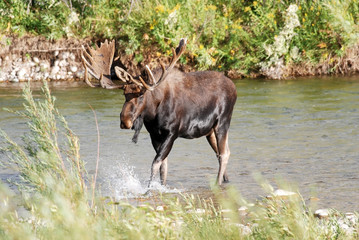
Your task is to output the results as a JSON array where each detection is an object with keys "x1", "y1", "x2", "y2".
[{"x1": 81, "y1": 39, "x2": 237, "y2": 186}]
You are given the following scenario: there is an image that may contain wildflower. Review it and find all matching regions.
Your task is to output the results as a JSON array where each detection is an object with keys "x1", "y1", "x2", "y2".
[
  {"x1": 155, "y1": 5, "x2": 165, "y2": 13},
  {"x1": 244, "y1": 6, "x2": 251, "y2": 12},
  {"x1": 168, "y1": 4, "x2": 180, "y2": 14},
  {"x1": 225, "y1": 25, "x2": 228, "y2": 29},
  {"x1": 218, "y1": 65, "x2": 222, "y2": 68},
  {"x1": 235, "y1": 18, "x2": 243, "y2": 24},
  {"x1": 156, "y1": 52, "x2": 162, "y2": 57},
  {"x1": 310, "y1": 6, "x2": 314, "y2": 11},
  {"x1": 267, "y1": 13, "x2": 275, "y2": 19},
  {"x1": 302, "y1": 18, "x2": 305, "y2": 22},
  {"x1": 317, "y1": 11, "x2": 320, "y2": 16},
  {"x1": 253, "y1": 1, "x2": 258, "y2": 7},
  {"x1": 233, "y1": 24, "x2": 242, "y2": 30},
  {"x1": 230, "y1": 49, "x2": 235, "y2": 55},
  {"x1": 317, "y1": 42, "x2": 327, "y2": 48},
  {"x1": 199, "y1": 44, "x2": 204, "y2": 50},
  {"x1": 207, "y1": 5, "x2": 217, "y2": 11}
]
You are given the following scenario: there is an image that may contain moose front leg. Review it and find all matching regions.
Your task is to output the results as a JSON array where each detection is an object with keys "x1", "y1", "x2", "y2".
[
  {"x1": 160, "y1": 157, "x2": 168, "y2": 185},
  {"x1": 148, "y1": 135, "x2": 176, "y2": 187}
]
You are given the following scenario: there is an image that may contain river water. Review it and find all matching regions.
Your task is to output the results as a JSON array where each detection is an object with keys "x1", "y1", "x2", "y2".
[{"x1": 0, "y1": 77, "x2": 358, "y2": 212}]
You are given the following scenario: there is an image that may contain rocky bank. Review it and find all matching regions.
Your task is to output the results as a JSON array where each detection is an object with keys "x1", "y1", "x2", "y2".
[
  {"x1": 2, "y1": 35, "x2": 359, "y2": 83},
  {"x1": 0, "y1": 36, "x2": 89, "y2": 82},
  {"x1": 0, "y1": 35, "x2": 195, "y2": 83}
]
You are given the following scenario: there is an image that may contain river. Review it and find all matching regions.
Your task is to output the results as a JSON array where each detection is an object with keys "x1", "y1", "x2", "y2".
[{"x1": 0, "y1": 77, "x2": 358, "y2": 212}]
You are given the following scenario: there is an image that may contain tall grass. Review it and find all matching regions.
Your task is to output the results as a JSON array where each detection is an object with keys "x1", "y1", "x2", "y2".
[
  {"x1": 0, "y1": 82, "x2": 358, "y2": 239},
  {"x1": 1, "y1": 0, "x2": 358, "y2": 77}
]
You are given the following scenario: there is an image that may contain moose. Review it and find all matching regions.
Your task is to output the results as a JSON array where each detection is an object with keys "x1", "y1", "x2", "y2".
[{"x1": 81, "y1": 39, "x2": 237, "y2": 186}]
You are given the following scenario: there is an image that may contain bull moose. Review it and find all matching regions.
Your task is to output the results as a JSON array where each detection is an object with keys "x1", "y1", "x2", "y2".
[{"x1": 81, "y1": 39, "x2": 237, "y2": 186}]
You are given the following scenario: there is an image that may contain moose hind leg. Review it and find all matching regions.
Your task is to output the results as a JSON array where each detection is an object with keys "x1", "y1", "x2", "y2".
[
  {"x1": 206, "y1": 131, "x2": 229, "y2": 183},
  {"x1": 148, "y1": 135, "x2": 176, "y2": 187},
  {"x1": 215, "y1": 131, "x2": 230, "y2": 185}
]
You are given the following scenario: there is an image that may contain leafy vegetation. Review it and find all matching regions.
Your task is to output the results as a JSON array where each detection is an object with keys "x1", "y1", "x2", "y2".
[
  {"x1": 0, "y1": 82, "x2": 358, "y2": 239},
  {"x1": 1, "y1": 0, "x2": 359, "y2": 77}
]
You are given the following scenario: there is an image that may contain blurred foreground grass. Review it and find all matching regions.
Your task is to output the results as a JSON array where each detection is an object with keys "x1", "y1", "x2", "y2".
[{"x1": 0, "y1": 82, "x2": 358, "y2": 239}]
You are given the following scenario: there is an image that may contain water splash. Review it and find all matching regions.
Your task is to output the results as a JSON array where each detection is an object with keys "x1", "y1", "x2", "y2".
[{"x1": 100, "y1": 156, "x2": 182, "y2": 200}]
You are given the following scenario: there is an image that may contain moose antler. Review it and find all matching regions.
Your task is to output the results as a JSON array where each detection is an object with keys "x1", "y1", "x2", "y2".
[
  {"x1": 82, "y1": 38, "x2": 187, "y2": 91},
  {"x1": 81, "y1": 40, "x2": 123, "y2": 89},
  {"x1": 138, "y1": 38, "x2": 187, "y2": 91}
]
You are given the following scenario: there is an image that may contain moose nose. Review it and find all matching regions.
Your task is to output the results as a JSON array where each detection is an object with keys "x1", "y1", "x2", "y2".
[{"x1": 120, "y1": 120, "x2": 132, "y2": 129}]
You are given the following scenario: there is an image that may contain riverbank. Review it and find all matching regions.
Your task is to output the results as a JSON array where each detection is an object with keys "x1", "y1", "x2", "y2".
[
  {"x1": 2, "y1": 1, "x2": 359, "y2": 81},
  {"x1": 2, "y1": 35, "x2": 359, "y2": 83},
  {"x1": 0, "y1": 35, "x2": 196, "y2": 83}
]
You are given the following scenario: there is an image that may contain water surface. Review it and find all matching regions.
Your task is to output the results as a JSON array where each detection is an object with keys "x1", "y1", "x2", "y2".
[{"x1": 0, "y1": 77, "x2": 358, "y2": 211}]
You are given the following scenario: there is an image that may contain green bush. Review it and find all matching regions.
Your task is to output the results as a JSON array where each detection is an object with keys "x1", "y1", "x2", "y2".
[{"x1": 0, "y1": 1, "x2": 358, "y2": 75}]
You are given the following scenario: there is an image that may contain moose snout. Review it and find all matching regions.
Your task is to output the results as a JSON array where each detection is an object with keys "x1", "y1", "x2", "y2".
[{"x1": 120, "y1": 120, "x2": 132, "y2": 129}]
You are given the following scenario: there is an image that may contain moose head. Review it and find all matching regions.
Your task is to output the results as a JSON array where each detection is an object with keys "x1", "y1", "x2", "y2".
[{"x1": 81, "y1": 39, "x2": 237, "y2": 187}]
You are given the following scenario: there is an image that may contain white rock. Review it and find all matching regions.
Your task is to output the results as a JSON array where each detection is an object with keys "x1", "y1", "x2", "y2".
[
  {"x1": 75, "y1": 70, "x2": 84, "y2": 78},
  {"x1": 40, "y1": 62, "x2": 50, "y2": 70},
  {"x1": 195, "y1": 208, "x2": 206, "y2": 214},
  {"x1": 33, "y1": 57, "x2": 40, "y2": 63},
  {"x1": 59, "y1": 60, "x2": 68, "y2": 67},
  {"x1": 69, "y1": 53, "x2": 76, "y2": 61},
  {"x1": 314, "y1": 209, "x2": 330, "y2": 219},
  {"x1": 60, "y1": 51, "x2": 70, "y2": 60},
  {"x1": 156, "y1": 206, "x2": 164, "y2": 212},
  {"x1": 54, "y1": 50, "x2": 59, "y2": 57},
  {"x1": 70, "y1": 66, "x2": 77, "y2": 73},
  {"x1": 54, "y1": 60, "x2": 59, "y2": 66},
  {"x1": 17, "y1": 68, "x2": 27, "y2": 80},
  {"x1": 233, "y1": 223, "x2": 252, "y2": 235},
  {"x1": 345, "y1": 212, "x2": 358, "y2": 225},
  {"x1": 221, "y1": 209, "x2": 232, "y2": 214},
  {"x1": 187, "y1": 208, "x2": 206, "y2": 215},
  {"x1": 267, "y1": 189, "x2": 297, "y2": 199},
  {"x1": 238, "y1": 206, "x2": 248, "y2": 216},
  {"x1": 51, "y1": 66, "x2": 60, "y2": 75}
]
